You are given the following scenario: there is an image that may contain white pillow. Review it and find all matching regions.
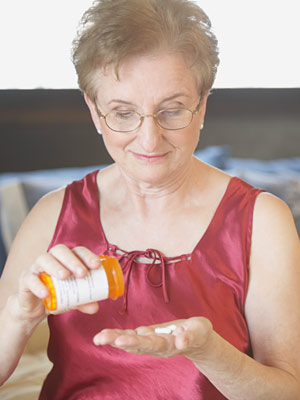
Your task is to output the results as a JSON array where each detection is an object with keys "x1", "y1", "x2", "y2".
[{"x1": 0, "y1": 180, "x2": 28, "y2": 253}]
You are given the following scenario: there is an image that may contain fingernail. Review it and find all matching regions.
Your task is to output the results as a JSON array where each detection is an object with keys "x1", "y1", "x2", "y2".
[
  {"x1": 76, "y1": 267, "x2": 84, "y2": 276},
  {"x1": 91, "y1": 258, "x2": 101, "y2": 268},
  {"x1": 93, "y1": 335, "x2": 102, "y2": 346},
  {"x1": 58, "y1": 269, "x2": 67, "y2": 278},
  {"x1": 93, "y1": 337, "x2": 99, "y2": 346}
]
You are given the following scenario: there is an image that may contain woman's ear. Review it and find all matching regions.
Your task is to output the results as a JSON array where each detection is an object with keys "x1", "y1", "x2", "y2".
[
  {"x1": 84, "y1": 93, "x2": 102, "y2": 134},
  {"x1": 198, "y1": 90, "x2": 210, "y2": 129}
]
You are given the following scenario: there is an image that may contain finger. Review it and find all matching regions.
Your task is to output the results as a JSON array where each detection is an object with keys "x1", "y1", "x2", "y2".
[
  {"x1": 174, "y1": 332, "x2": 190, "y2": 350},
  {"x1": 48, "y1": 244, "x2": 89, "y2": 278},
  {"x1": 135, "y1": 325, "x2": 155, "y2": 336},
  {"x1": 114, "y1": 334, "x2": 141, "y2": 347},
  {"x1": 174, "y1": 317, "x2": 212, "y2": 351},
  {"x1": 32, "y1": 252, "x2": 71, "y2": 279},
  {"x1": 16, "y1": 271, "x2": 48, "y2": 318},
  {"x1": 21, "y1": 270, "x2": 50, "y2": 299},
  {"x1": 94, "y1": 329, "x2": 137, "y2": 346},
  {"x1": 115, "y1": 333, "x2": 175, "y2": 355},
  {"x1": 72, "y1": 246, "x2": 102, "y2": 270},
  {"x1": 75, "y1": 302, "x2": 99, "y2": 315}
]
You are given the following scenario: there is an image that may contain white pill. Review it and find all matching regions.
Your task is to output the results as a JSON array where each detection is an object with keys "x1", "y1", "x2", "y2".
[{"x1": 154, "y1": 324, "x2": 177, "y2": 335}]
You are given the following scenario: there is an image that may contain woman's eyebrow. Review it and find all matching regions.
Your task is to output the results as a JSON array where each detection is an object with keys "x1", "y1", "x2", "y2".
[
  {"x1": 107, "y1": 99, "x2": 135, "y2": 106},
  {"x1": 107, "y1": 92, "x2": 189, "y2": 107},
  {"x1": 159, "y1": 93, "x2": 189, "y2": 104}
]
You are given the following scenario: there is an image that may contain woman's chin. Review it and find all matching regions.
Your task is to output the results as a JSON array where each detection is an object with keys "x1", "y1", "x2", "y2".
[{"x1": 122, "y1": 163, "x2": 174, "y2": 186}]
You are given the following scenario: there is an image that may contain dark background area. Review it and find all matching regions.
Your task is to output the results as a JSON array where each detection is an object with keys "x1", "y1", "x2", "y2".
[{"x1": 0, "y1": 88, "x2": 299, "y2": 173}]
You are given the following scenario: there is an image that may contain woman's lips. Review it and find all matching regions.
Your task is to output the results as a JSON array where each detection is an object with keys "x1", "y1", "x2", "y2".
[{"x1": 131, "y1": 151, "x2": 169, "y2": 163}]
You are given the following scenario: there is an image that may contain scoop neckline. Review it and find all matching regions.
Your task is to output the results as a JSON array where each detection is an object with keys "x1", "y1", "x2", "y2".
[{"x1": 94, "y1": 173, "x2": 236, "y2": 262}]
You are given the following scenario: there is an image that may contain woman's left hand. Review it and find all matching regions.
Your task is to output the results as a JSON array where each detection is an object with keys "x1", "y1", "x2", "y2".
[{"x1": 93, "y1": 317, "x2": 213, "y2": 360}]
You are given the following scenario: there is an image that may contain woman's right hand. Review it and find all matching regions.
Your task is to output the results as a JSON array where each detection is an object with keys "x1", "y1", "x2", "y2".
[{"x1": 14, "y1": 244, "x2": 103, "y2": 322}]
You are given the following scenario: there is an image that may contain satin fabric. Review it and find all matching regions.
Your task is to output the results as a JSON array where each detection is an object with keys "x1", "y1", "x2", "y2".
[{"x1": 39, "y1": 171, "x2": 263, "y2": 400}]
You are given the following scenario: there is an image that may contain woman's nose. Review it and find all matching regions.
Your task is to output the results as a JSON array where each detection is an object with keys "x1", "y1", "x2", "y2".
[{"x1": 137, "y1": 116, "x2": 162, "y2": 153}]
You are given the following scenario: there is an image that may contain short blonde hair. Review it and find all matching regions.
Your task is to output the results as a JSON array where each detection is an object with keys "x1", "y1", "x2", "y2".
[{"x1": 72, "y1": 0, "x2": 219, "y2": 100}]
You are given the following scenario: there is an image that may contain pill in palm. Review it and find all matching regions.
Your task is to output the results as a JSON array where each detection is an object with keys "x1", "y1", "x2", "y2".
[{"x1": 154, "y1": 324, "x2": 177, "y2": 335}]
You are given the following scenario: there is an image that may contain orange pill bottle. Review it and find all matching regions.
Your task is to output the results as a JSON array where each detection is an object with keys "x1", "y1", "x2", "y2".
[{"x1": 39, "y1": 255, "x2": 124, "y2": 313}]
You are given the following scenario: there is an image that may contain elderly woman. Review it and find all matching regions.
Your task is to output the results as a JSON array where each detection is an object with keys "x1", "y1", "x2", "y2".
[{"x1": 1, "y1": 0, "x2": 300, "y2": 399}]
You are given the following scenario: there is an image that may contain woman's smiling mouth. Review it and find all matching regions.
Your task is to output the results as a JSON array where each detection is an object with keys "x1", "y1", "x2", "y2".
[{"x1": 131, "y1": 151, "x2": 170, "y2": 163}]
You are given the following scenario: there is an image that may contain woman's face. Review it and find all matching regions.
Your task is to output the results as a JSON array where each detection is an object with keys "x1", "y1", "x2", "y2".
[{"x1": 86, "y1": 53, "x2": 208, "y2": 186}]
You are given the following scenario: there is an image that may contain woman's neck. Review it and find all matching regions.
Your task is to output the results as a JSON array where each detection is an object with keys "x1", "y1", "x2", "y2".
[{"x1": 115, "y1": 157, "x2": 207, "y2": 217}]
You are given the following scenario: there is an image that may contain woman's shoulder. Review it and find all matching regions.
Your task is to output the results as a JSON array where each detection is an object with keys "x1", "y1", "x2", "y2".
[
  {"x1": 96, "y1": 164, "x2": 123, "y2": 197},
  {"x1": 32, "y1": 185, "x2": 66, "y2": 217},
  {"x1": 0, "y1": 186, "x2": 67, "y2": 298},
  {"x1": 39, "y1": 185, "x2": 65, "y2": 206},
  {"x1": 22, "y1": 186, "x2": 65, "y2": 237},
  {"x1": 13, "y1": 187, "x2": 66, "y2": 252},
  {"x1": 193, "y1": 159, "x2": 233, "y2": 196},
  {"x1": 253, "y1": 191, "x2": 297, "y2": 236}
]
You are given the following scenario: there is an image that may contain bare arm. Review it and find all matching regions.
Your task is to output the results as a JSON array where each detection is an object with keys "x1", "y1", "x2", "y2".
[
  {"x1": 0, "y1": 192, "x2": 57, "y2": 384},
  {"x1": 94, "y1": 193, "x2": 300, "y2": 399},
  {"x1": 0, "y1": 189, "x2": 102, "y2": 385}
]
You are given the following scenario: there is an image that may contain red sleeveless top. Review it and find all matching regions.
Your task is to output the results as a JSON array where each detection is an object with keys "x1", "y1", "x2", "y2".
[{"x1": 39, "y1": 171, "x2": 262, "y2": 400}]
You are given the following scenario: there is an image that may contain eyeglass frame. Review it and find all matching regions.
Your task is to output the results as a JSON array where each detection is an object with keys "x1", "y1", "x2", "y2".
[{"x1": 94, "y1": 97, "x2": 202, "y2": 133}]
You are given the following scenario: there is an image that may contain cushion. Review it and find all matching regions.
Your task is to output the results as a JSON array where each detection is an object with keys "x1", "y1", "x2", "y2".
[
  {"x1": 0, "y1": 321, "x2": 51, "y2": 400},
  {"x1": 227, "y1": 168, "x2": 300, "y2": 237},
  {"x1": 194, "y1": 145, "x2": 230, "y2": 169},
  {"x1": 0, "y1": 181, "x2": 29, "y2": 252},
  {"x1": 227, "y1": 157, "x2": 300, "y2": 174},
  {"x1": 0, "y1": 181, "x2": 29, "y2": 274}
]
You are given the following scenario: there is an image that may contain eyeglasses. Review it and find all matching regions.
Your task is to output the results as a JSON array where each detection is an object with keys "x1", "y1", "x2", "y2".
[{"x1": 95, "y1": 99, "x2": 201, "y2": 133}]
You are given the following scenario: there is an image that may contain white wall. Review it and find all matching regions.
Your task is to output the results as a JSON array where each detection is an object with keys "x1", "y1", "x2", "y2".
[{"x1": 0, "y1": 0, "x2": 299, "y2": 89}]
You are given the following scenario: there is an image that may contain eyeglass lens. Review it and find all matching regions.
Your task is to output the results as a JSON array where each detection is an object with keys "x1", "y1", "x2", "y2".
[{"x1": 105, "y1": 108, "x2": 194, "y2": 132}]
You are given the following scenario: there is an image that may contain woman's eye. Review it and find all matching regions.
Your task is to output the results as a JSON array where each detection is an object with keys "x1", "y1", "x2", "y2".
[
  {"x1": 160, "y1": 109, "x2": 184, "y2": 118},
  {"x1": 114, "y1": 111, "x2": 136, "y2": 120}
]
